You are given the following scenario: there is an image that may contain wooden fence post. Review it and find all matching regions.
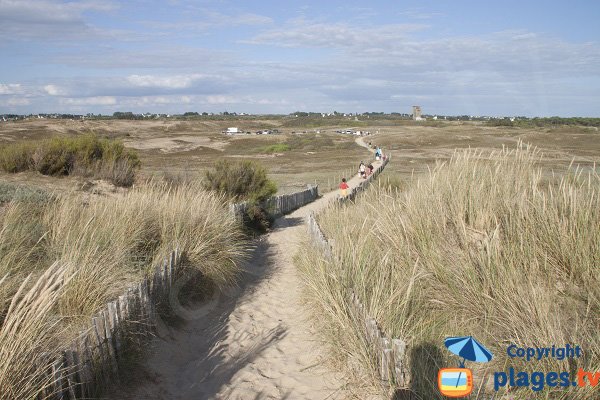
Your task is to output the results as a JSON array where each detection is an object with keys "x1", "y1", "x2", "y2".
[
  {"x1": 63, "y1": 350, "x2": 77, "y2": 399},
  {"x1": 102, "y1": 309, "x2": 118, "y2": 376},
  {"x1": 392, "y1": 338, "x2": 408, "y2": 386},
  {"x1": 380, "y1": 337, "x2": 393, "y2": 382}
]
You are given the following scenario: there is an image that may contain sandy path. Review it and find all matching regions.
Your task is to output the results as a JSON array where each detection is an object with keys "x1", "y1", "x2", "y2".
[{"x1": 112, "y1": 138, "x2": 376, "y2": 400}]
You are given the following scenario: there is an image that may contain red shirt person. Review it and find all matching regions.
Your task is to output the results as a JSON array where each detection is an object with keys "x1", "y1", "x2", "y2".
[{"x1": 339, "y1": 178, "x2": 349, "y2": 197}]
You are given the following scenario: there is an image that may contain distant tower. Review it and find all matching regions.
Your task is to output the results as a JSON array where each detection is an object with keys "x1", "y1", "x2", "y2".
[{"x1": 412, "y1": 106, "x2": 422, "y2": 120}]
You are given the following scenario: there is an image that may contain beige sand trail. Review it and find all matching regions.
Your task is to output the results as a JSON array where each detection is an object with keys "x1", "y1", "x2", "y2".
[{"x1": 112, "y1": 139, "x2": 377, "y2": 400}]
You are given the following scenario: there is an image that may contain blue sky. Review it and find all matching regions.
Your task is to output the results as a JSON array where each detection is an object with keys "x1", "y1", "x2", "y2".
[{"x1": 1, "y1": 0, "x2": 599, "y2": 116}]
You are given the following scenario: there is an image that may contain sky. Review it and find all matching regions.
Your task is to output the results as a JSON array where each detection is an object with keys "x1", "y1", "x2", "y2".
[{"x1": 1, "y1": 0, "x2": 599, "y2": 116}]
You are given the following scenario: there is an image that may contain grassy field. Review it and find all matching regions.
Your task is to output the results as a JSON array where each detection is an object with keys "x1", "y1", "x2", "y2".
[
  {"x1": 1, "y1": 118, "x2": 598, "y2": 195},
  {"x1": 370, "y1": 121, "x2": 599, "y2": 181},
  {"x1": 0, "y1": 118, "x2": 370, "y2": 194}
]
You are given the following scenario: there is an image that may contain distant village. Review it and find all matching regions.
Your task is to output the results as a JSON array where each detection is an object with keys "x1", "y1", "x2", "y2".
[{"x1": 0, "y1": 109, "x2": 527, "y2": 123}]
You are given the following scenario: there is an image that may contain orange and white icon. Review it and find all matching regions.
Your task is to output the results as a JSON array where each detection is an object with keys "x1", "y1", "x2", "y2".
[{"x1": 438, "y1": 367, "x2": 473, "y2": 398}]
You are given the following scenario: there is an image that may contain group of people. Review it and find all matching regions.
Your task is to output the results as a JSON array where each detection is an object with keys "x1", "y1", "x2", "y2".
[
  {"x1": 358, "y1": 161, "x2": 374, "y2": 179},
  {"x1": 338, "y1": 145, "x2": 384, "y2": 197}
]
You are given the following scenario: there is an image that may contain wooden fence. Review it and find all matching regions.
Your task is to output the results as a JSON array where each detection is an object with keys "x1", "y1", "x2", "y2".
[
  {"x1": 230, "y1": 185, "x2": 319, "y2": 219},
  {"x1": 41, "y1": 249, "x2": 181, "y2": 399},
  {"x1": 336, "y1": 156, "x2": 390, "y2": 204},
  {"x1": 307, "y1": 213, "x2": 409, "y2": 387},
  {"x1": 305, "y1": 155, "x2": 410, "y2": 387},
  {"x1": 38, "y1": 157, "x2": 378, "y2": 397}
]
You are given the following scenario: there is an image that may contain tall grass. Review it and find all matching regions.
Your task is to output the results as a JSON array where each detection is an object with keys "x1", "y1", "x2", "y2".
[
  {"x1": 0, "y1": 134, "x2": 140, "y2": 186},
  {"x1": 0, "y1": 180, "x2": 246, "y2": 396},
  {"x1": 48, "y1": 181, "x2": 244, "y2": 323},
  {"x1": 298, "y1": 145, "x2": 599, "y2": 399},
  {"x1": 0, "y1": 263, "x2": 67, "y2": 400}
]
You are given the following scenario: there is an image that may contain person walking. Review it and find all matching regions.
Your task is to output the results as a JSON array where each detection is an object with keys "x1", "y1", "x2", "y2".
[
  {"x1": 339, "y1": 178, "x2": 349, "y2": 197},
  {"x1": 359, "y1": 161, "x2": 366, "y2": 179}
]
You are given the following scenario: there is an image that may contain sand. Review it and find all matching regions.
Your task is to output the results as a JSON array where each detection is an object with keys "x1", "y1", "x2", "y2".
[{"x1": 110, "y1": 138, "x2": 376, "y2": 400}]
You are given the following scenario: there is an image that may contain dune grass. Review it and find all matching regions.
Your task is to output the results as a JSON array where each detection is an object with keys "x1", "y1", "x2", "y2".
[
  {"x1": 298, "y1": 145, "x2": 599, "y2": 399},
  {"x1": 0, "y1": 133, "x2": 140, "y2": 186},
  {"x1": 0, "y1": 263, "x2": 67, "y2": 400},
  {"x1": 0, "y1": 180, "x2": 246, "y2": 396}
]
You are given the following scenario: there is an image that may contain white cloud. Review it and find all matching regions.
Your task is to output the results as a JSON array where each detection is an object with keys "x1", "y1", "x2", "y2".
[
  {"x1": 127, "y1": 74, "x2": 209, "y2": 89},
  {"x1": 0, "y1": 83, "x2": 23, "y2": 95},
  {"x1": 204, "y1": 95, "x2": 237, "y2": 105},
  {"x1": 6, "y1": 97, "x2": 30, "y2": 106},
  {"x1": 48, "y1": 46, "x2": 230, "y2": 69},
  {"x1": 61, "y1": 96, "x2": 116, "y2": 106},
  {"x1": 138, "y1": 10, "x2": 273, "y2": 35},
  {"x1": 0, "y1": 0, "x2": 118, "y2": 40},
  {"x1": 397, "y1": 9, "x2": 443, "y2": 19},
  {"x1": 245, "y1": 20, "x2": 427, "y2": 48},
  {"x1": 122, "y1": 95, "x2": 194, "y2": 106},
  {"x1": 43, "y1": 84, "x2": 66, "y2": 96},
  {"x1": 208, "y1": 11, "x2": 273, "y2": 26}
]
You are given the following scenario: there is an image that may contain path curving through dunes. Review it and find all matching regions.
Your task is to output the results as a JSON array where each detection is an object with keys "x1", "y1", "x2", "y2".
[{"x1": 112, "y1": 138, "x2": 378, "y2": 400}]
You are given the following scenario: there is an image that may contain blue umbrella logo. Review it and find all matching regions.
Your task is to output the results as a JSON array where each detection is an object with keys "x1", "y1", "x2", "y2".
[{"x1": 444, "y1": 336, "x2": 493, "y2": 389}]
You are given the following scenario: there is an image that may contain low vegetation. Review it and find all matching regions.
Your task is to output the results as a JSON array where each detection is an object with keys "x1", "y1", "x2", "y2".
[
  {"x1": 0, "y1": 180, "x2": 245, "y2": 398},
  {"x1": 298, "y1": 145, "x2": 599, "y2": 399},
  {"x1": 203, "y1": 159, "x2": 277, "y2": 232},
  {"x1": 486, "y1": 116, "x2": 600, "y2": 128},
  {"x1": 260, "y1": 143, "x2": 291, "y2": 154},
  {"x1": 0, "y1": 134, "x2": 140, "y2": 187},
  {"x1": 203, "y1": 159, "x2": 277, "y2": 203}
]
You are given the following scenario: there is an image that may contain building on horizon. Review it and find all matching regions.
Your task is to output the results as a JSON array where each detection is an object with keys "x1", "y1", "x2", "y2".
[{"x1": 412, "y1": 106, "x2": 424, "y2": 121}]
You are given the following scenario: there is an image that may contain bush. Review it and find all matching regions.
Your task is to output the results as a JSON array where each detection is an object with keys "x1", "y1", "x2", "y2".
[
  {"x1": 0, "y1": 142, "x2": 35, "y2": 173},
  {"x1": 203, "y1": 160, "x2": 277, "y2": 203},
  {"x1": 0, "y1": 134, "x2": 140, "y2": 187},
  {"x1": 242, "y1": 203, "x2": 274, "y2": 233}
]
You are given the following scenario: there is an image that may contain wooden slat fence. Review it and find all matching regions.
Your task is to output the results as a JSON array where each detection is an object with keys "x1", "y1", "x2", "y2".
[
  {"x1": 39, "y1": 156, "x2": 383, "y2": 397},
  {"x1": 305, "y1": 156, "x2": 410, "y2": 387},
  {"x1": 307, "y1": 213, "x2": 409, "y2": 387},
  {"x1": 337, "y1": 156, "x2": 390, "y2": 203},
  {"x1": 40, "y1": 249, "x2": 181, "y2": 399},
  {"x1": 230, "y1": 184, "x2": 319, "y2": 219}
]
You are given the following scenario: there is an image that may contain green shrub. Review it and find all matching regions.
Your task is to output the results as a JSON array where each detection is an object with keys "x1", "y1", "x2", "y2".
[
  {"x1": 242, "y1": 203, "x2": 274, "y2": 233},
  {"x1": 0, "y1": 142, "x2": 35, "y2": 173},
  {"x1": 34, "y1": 137, "x2": 76, "y2": 175},
  {"x1": 0, "y1": 134, "x2": 140, "y2": 187},
  {"x1": 260, "y1": 143, "x2": 290, "y2": 154},
  {"x1": 203, "y1": 160, "x2": 277, "y2": 203},
  {"x1": 203, "y1": 160, "x2": 277, "y2": 234}
]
